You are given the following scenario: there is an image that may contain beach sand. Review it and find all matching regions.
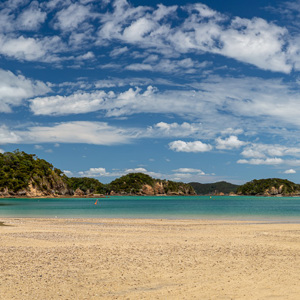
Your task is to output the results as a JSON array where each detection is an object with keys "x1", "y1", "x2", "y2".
[{"x1": 0, "y1": 218, "x2": 299, "y2": 299}]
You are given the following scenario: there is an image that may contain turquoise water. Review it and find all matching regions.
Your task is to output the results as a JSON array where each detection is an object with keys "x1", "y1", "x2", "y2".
[{"x1": 0, "y1": 196, "x2": 300, "y2": 221}]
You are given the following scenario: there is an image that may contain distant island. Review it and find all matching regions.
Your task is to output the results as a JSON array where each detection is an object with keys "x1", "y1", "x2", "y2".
[
  {"x1": 236, "y1": 178, "x2": 300, "y2": 196},
  {"x1": 1, "y1": 150, "x2": 299, "y2": 198}
]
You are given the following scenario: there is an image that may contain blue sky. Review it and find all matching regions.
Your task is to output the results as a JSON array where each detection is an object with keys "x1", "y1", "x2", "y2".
[{"x1": 2, "y1": 0, "x2": 300, "y2": 184}]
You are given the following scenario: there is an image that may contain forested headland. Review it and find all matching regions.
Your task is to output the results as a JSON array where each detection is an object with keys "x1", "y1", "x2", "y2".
[{"x1": 0, "y1": 150, "x2": 195, "y2": 197}]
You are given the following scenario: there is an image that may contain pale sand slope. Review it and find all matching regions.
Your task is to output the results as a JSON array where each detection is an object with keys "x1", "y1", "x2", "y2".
[{"x1": 0, "y1": 218, "x2": 299, "y2": 300}]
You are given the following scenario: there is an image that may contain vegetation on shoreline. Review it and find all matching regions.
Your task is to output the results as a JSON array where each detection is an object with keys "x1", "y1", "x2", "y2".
[
  {"x1": 108, "y1": 173, "x2": 195, "y2": 195},
  {"x1": 0, "y1": 150, "x2": 195, "y2": 197},
  {"x1": 2, "y1": 151, "x2": 299, "y2": 198},
  {"x1": 237, "y1": 178, "x2": 300, "y2": 196},
  {"x1": 189, "y1": 181, "x2": 239, "y2": 195}
]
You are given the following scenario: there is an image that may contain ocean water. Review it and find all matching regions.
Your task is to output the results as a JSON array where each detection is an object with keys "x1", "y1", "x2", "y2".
[{"x1": 0, "y1": 196, "x2": 300, "y2": 221}]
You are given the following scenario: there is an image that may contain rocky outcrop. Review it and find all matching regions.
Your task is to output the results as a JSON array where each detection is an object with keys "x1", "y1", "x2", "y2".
[
  {"x1": 0, "y1": 175, "x2": 72, "y2": 198},
  {"x1": 74, "y1": 188, "x2": 85, "y2": 197},
  {"x1": 154, "y1": 182, "x2": 164, "y2": 194},
  {"x1": 142, "y1": 184, "x2": 155, "y2": 195}
]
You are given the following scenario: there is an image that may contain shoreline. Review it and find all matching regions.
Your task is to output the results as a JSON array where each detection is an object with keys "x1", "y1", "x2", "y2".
[
  {"x1": 1, "y1": 215, "x2": 300, "y2": 224},
  {"x1": 2, "y1": 194, "x2": 300, "y2": 199},
  {"x1": 1, "y1": 217, "x2": 300, "y2": 299}
]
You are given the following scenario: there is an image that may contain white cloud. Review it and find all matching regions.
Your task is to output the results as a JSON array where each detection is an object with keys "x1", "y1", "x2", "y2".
[
  {"x1": 0, "y1": 1, "x2": 296, "y2": 72},
  {"x1": 17, "y1": 1, "x2": 47, "y2": 31},
  {"x1": 241, "y1": 143, "x2": 300, "y2": 158},
  {"x1": 77, "y1": 51, "x2": 95, "y2": 60},
  {"x1": 96, "y1": 1, "x2": 293, "y2": 73},
  {"x1": 237, "y1": 158, "x2": 284, "y2": 165},
  {"x1": 126, "y1": 58, "x2": 208, "y2": 74},
  {"x1": 0, "y1": 35, "x2": 63, "y2": 62},
  {"x1": 53, "y1": 3, "x2": 92, "y2": 31},
  {"x1": 216, "y1": 17, "x2": 290, "y2": 73},
  {"x1": 34, "y1": 145, "x2": 43, "y2": 150},
  {"x1": 0, "y1": 125, "x2": 22, "y2": 144},
  {"x1": 126, "y1": 63, "x2": 153, "y2": 71},
  {"x1": 63, "y1": 170, "x2": 73, "y2": 176},
  {"x1": 221, "y1": 128, "x2": 244, "y2": 135},
  {"x1": 26, "y1": 75, "x2": 300, "y2": 143},
  {"x1": 0, "y1": 122, "x2": 140, "y2": 146},
  {"x1": 79, "y1": 167, "x2": 110, "y2": 177},
  {"x1": 0, "y1": 69, "x2": 50, "y2": 112},
  {"x1": 30, "y1": 90, "x2": 108, "y2": 116},
  {"x1": 110, "y1": 46, "x2": 128, "y2": 57},
  {"x1": 0, "y1": 148, "x2": 4, "y2": 154},
  {"x1": 284, "y1": 169, "x2": 296, "y2": 174},
  {"x1": 216, "y1": 135, "x2": 247, "y2": 150},
  {"x1": 169, "y1": 140, "x2": 213, "y2": 153},
  {"x1": 123, "y1": 17, "x2": 156, "y2": 42},
  {"x1": 173, "y1": 168, "x2": 205, "y2": 175},
  {"x1": 147, "y1": 122, "x2": 204, "y2": 138}
]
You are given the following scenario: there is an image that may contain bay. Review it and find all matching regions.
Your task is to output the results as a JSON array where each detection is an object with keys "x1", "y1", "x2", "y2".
[{"x1": 0, "y1": 196, "x2": 300, "y2": 221}]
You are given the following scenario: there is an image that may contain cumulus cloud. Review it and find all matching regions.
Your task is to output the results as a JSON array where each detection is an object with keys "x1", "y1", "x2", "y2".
[
  {"x1": 215, "y1": 17, "x2": 290, "y2": 73},
  {"x1": 284, "y1": 169, "x2": 296, "y2": 174},
  {"x1": 0, "y1": 35, "x2": 63, "y2": 62},
  {"x1": 146, "y1": 122, "x2": 204, "y2": 138},
  {"x1": 169, "y1": 140, "x2": 213, "y2": 153},
  {"x1": 0, "y1": 69, "x2": 50, "y2": 112},
  {"x1": 216, "y1": 135, "x2": 247, "y2": 150},
  {"x1": 79, "y1": 167, "x2": 110, "y2": 177}
]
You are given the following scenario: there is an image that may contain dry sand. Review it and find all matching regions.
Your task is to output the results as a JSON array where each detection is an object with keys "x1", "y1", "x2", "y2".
[{"x1": 0, "y1": 218, "x2": 299, "y2": 300}]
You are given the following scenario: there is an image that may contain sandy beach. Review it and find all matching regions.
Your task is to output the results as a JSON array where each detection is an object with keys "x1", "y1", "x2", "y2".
[{"x1": 0, "y1": 218, "x2": 299, "y2": 300}]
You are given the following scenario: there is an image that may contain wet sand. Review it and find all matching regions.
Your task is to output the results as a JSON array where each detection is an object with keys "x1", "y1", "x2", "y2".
[{"x1": 0, "y1": 218, "x2": 299, "y2": 299}]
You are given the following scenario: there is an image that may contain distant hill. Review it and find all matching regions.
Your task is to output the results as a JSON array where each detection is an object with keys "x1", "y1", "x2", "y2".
[
  {"x1": 0, "y1": 150, "x2": 195, "y2": 197},
  {"x1": 236, "y1": 178, "x2": 300, "y2": 196},
  {"x1": 189, "y1": 181, "x2": 239, "y2": 195},
  {"x1": 108, "y1": 173, "x2": 196, "y2": 196}
]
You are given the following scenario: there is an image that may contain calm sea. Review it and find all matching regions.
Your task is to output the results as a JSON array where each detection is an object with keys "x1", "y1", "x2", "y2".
[{"x1": 0, "y1": 196, "x2": 300, "y2": 221}]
